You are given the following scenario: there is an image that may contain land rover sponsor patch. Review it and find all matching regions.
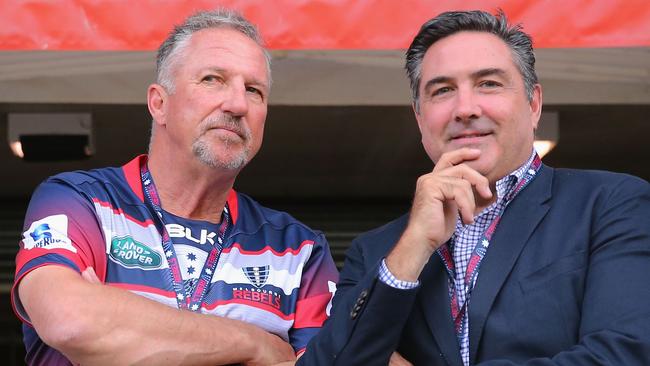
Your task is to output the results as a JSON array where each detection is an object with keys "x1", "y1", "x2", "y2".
[
  {"x1": 22, "y1": 214, "x2": 76, "y2": 253},
  {"x1": 109, "y1": 236, "x2": 162, "y2": 269}
]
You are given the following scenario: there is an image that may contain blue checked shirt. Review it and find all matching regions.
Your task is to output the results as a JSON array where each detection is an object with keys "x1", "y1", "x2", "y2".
[{"x1": 380, "y1": 150, "x2": 537, "y2": 366}]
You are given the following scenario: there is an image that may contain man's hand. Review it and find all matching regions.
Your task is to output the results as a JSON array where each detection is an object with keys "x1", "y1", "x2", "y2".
[
  {"x1": 386, "y1": 148, "x2": 492, "y2": 281},
  {"x1": 245, "y1": 333, "x2": 296, "y2": 366},
  {"x1": 407, "y1": 148, "x2": 492, "y2": 249},
  {"x1": 79, "y1": 266, "x2": 295, "y2": 365},
  {"x1": 389, "y1": 351, "x2": 413, "y2": 365}
]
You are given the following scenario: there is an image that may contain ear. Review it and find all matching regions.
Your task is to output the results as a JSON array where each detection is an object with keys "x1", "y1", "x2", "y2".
[
  {"x1": 530, "y1": 83, "x2": 543, "y2": 130},
  {"x1": 412, "y1": 101, "x2": 425, "y2": 135},
  {"x1": 147, "y1": 84, "x2": 168, "y2": 127}
]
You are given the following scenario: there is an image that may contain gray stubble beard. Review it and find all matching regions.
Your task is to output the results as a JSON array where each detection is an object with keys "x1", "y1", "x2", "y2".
[{"x1": 191, "y1": 115, "x2": 252, "y2": 171}]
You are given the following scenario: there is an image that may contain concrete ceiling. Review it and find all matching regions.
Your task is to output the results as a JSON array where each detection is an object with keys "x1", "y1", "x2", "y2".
[{"x1": 0, "y1": 48, "x2": 650, "y2": 105}]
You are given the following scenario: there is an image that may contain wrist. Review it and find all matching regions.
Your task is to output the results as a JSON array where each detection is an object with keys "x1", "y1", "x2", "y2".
[
  {"x1": 385, "y1": 232, "x2": 434, "y2": 282},
  {"x1": 237, "y1": 323, "x2": 264, "y2": 362},
  {"x1": 379, "y1": 259, "x2": 419, "y2": 289}
]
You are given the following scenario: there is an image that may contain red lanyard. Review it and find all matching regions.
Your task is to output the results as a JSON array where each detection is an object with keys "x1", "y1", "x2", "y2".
[
  {"x1": 437, "y1": 154, "x2": 542, "y2": 334},
  {"x1": 140, "y1": 163, "x2": 230, "y2": 311}
]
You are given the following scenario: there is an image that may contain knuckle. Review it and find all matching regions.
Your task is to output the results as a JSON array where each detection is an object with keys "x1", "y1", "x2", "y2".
[{"x1": 460, "y1": 178, "x2": 472, "y2": 190}]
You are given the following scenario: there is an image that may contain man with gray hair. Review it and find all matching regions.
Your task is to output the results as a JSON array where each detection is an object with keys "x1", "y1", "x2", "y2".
[
  {"x1": 301, "y1": 10, "x2": 650, "y2": 365},
  {"x1": 13, "y1": 9, "x2": 337, "y2": 365}
]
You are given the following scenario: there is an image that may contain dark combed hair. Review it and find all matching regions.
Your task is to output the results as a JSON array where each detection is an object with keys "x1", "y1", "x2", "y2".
[{"x1": 405, "y1": 10, "x2": 538, "y2": 110}]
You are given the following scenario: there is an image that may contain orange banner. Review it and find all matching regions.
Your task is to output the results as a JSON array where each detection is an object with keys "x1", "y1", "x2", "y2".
[{"x1": 1, "y1": 0, "x2": 649, "y2": 50}]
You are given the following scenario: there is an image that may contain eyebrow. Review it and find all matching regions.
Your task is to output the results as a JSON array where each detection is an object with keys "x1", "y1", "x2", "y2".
[
  {"x1": 422, "y1": 76, "x2": 453, "y2": 95},
  {"x1": 471, "y1": 68, "x2": 508, "y2": 80},
  {"x1": 196, "y1": 66, "x2": 226, "y2": 78},
  {"x1": 422, "y1": 68, "x2": 508, "y2": 94}
]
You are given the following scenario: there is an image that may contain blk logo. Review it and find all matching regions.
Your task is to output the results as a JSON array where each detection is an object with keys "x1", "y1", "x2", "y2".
[{"x1": 166, "y1": 224, "x2": 217, "y2": 245}]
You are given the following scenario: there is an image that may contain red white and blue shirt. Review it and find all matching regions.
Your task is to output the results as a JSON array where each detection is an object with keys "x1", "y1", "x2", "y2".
[{"x1": 12, "y1": 155, "x2": 339, "y2": 365}]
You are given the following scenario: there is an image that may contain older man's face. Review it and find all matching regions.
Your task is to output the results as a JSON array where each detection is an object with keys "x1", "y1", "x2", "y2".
[
  {"x1": 163, "y1": 27, "x2": 269, "y2": 171},
  {"x1": 415, "y1": 31, "x2": 542, "y2": 183}
]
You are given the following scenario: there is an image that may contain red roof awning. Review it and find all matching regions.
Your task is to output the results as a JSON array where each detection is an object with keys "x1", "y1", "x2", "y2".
[{"x1": 2, "y1": 0, "x2": 650, "y2": 50}]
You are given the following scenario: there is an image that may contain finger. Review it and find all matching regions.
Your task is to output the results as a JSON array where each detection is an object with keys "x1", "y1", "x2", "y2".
[
  {"x1": 389, "y1": 352, "x2": 413, "y2": 366},
  {"x1": 440, "y1": 177, "x2": 476, "y2": 224},
  {"x1": 433, "y1": 148, "x2": 482, "y2": 171},
  {"x1": 81, "y1": 267, "x2": 101, "y2": 284},
  {"x1": 436, "y1": 163, "x2": 492, "y2": 200},
  {"x1": 418, "y1": 175, "x2": 476, "y2": 224}
]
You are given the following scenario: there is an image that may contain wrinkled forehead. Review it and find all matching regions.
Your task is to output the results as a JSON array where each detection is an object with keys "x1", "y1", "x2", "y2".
[
  {"x1": 171, "y1": 27, "x2": 272, "y2": 87},
  {"x1": 420, "y1": 31, "x2": 520, "y2": 81}
]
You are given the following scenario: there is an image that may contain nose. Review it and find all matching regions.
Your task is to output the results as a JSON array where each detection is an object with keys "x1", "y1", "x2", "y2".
[
  {"x1": 221, "y1": 80, "x2": 249, "y2": 117},
  {"x1": 453, "y1": 86, "x2": 481, "y2": 123}
]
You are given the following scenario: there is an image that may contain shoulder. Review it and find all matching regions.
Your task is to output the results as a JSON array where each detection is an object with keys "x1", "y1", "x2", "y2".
[
  {"x1": 548, "y1": 167, "x2": 649, "y2": 197},
  {"x1": 46, "y1": 165, "x2": 124, "y2": 189},
  {"x1": 26, "y1": 163, "x2": 146, "y2": 227},
  {"x1": 350, "y1": 214, "x2": 409, "y2": 257},
  {"x1": 552, "y1": 167, "x2": 647, "y2": 185},
  {"x1": 38, "y1": 163, "x2": 142, "y2": 207},
  {"x1": 234, "y1": 192, "x2": 324, "y2": 240},
  {"x1": 28, "y1": 166, "x2": 122, "y2": 208},
  {"x1": 539, "y1": 167, "x2": 650, "y2": 224},
  {"x1": 356, "y1": 214, "x2": 409, "y2": 241}
]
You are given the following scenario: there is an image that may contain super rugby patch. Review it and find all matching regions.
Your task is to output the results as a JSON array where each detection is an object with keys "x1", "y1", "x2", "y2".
[{"x1": 22, "y1": 214, "x2": 76, "y2": 253}]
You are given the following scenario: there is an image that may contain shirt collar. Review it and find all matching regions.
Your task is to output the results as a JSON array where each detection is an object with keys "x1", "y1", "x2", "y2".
[{"x1": 495, "y1": 148, "x2": 537, "y2": 203}]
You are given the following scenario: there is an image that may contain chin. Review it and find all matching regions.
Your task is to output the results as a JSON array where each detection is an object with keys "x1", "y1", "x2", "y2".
[
  {"x1": 467, "y1": 158, "x2": 497, "y2": 178},
  {"x1": 201, "y1": 155, "x2": 249, "y2": 170},
  {"x1": 193, "y1": 145, "x2": 250, "y2": 171}
]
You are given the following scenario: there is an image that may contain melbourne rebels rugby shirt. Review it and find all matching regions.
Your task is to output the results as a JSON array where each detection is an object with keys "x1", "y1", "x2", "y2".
[{"x1": 13, "y1": 155, "x2": 338, "y2": 365}]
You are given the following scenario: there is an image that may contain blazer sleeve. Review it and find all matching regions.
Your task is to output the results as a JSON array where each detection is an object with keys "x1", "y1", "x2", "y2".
[
  {"x1": 299, "y1": 222, "x2": 420, "y2": 365},
  {"x1": 479, "y1": 175, "x2": 650, "y2": 366}
]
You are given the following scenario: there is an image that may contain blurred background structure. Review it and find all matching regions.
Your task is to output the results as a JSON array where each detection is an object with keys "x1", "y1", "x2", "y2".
[{"x1": 1, "y1": 1, "x2": 650, "y2": 363}]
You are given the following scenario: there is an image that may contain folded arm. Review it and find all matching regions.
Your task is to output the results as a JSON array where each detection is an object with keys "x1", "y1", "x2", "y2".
[{"x1": 19, "y1": 265, "x2": 295, "y2": 366}]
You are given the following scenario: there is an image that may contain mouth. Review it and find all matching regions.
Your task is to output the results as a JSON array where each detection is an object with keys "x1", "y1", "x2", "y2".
[
  {"x1": 449, "y1": 131, "x2": 492, "y2": 142},
  {"x1": 207, "y1": 126, "x2": 245, "y2": 140}
]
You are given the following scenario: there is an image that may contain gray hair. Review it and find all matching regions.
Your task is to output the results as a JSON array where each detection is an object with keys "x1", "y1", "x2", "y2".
[
  {"x1": 405, "y1": 10, "x2": 538, "y2": 112},
  {"x1": 155, "y1": 8, "x2": 272, "y2": 93}
]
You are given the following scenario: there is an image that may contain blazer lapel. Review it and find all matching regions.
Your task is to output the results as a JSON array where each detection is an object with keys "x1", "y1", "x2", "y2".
[
  {"x1": 468, "y1": 165, "x2": 553, "y2": 363},
  {"x1": 418, "y1": 252, "x2": 464, "y2": 366}
]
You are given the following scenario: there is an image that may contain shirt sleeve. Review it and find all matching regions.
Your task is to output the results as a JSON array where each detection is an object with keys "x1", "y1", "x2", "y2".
[
  {"x1": 378, "y1": 258, "x2": 420, "y2": 289},
  {"x1": 12, "y1": 179, "x2": 107, "y2": 324},
  {"x1": 289, "y1": 233, "x2": 339, "y2": 354}
]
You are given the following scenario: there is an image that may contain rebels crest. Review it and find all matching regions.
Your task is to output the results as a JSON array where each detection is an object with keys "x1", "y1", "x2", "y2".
[{"x1": 243, "y1": 265, "x2": 270, "y2": 288}]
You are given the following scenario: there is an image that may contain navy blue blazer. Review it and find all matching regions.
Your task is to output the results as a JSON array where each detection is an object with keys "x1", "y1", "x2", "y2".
[{"x1": 301, "y1": 165, "x2": 650, "y2": 365}]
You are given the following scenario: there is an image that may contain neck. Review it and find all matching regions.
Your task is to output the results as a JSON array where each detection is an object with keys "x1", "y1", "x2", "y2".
[
  {"x1": 147, "y1": 151, "x2": 237, "y2": 224},
  {"x1": 474, "y1": 148, "x2": 535, "y2": 215}
]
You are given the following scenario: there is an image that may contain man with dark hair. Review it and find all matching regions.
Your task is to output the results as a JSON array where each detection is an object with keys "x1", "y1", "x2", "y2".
[
  {"x1": 13, "y1": 9, "x2": 338, "y2": 366},
  {"x1": 301, "y1": 10, "x2": 650, "y2": 366}
]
